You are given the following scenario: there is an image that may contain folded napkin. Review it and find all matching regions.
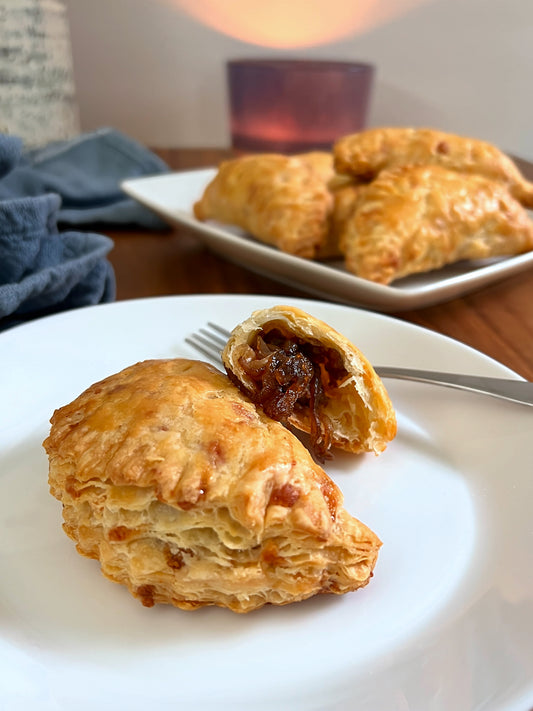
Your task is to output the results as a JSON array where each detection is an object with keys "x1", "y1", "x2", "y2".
[
  {"x1": 0, "y1": 127, "x2": 169, "y2": 229},
  {"x1": 0, "y1": 129, "x2": 168, "y2": 332}
]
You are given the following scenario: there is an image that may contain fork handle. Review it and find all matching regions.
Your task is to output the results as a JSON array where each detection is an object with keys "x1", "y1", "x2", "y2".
[{"x1": 375, "y1": 367, "x2": 533, "y2": 407}]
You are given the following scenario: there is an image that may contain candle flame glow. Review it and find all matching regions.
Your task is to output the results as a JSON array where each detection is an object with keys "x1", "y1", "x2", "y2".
[{"x1": 169, "y1": 0, "x2": 430, "y2": 49}]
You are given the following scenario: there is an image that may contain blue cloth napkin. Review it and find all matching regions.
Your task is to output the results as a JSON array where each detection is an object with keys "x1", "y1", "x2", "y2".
[
  {"x1": 0, "y1": 128, "x2": 168, "y2": 332},
  {"x1": 0, "y1": 127, "x2": 169, "y2": 228}
]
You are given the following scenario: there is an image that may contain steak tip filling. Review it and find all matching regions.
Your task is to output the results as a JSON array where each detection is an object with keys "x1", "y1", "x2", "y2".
[{"x1": 231, "y1": 328, "x2": 349, "y2": 461}]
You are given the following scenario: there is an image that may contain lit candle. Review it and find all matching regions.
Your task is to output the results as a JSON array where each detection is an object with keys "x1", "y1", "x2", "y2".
[{"x1": 227, "y1": 59, "x2": 374, "y2": 153}]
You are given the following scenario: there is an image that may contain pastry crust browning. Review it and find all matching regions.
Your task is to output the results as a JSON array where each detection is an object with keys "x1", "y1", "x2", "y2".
[
  {"x1": 331, "y1": 183, "x2": 364, "y2": 242},
  {"x1": 193, "y1": 153, "x2": 335, "y2": 258},
  {"x1": 222, "y1": 305, "x2": 396, "y2": 456},
  {"x1": 333, "y1": 127, "x2": 533, "y2": 207},
  {"x1": 44, "y1": 358, "x2": 381, "y2": 613},
  {"x1": 339, "y1": 165, "x2": 533, "y2": 284}
]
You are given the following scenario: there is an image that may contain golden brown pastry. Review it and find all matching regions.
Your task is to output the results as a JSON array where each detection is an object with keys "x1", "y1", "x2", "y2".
[
  {"x1": 299, "y1": 151, "x2": 348, "y2": 259},
  {"x1": 334, "y1": 127, "x2": 533, "y2": 207},
  {"x1": 43, "y1": 358, "x2": 381, "y2": 614},
  {"x1": 298, "y1": 150, "x2": 335, "y2": 182},
  {"x1": 338, "y1": 164, "x2": 533, "y2": 285},
  {"x1": 331, "y1": 183, "x2": 364, "y2": 241},
  {"x1": 193, "y1": 153, "x2": 334, "y2": 258},
  {"x1": 222, "y1": 305, "x2": 396, "y2": 460}
]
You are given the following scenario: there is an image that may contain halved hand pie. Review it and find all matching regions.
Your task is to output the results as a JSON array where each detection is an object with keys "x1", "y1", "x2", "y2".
[
  {"x1": 43, "y1": 358, "x2": 381, "y2": 613},
  {"x1": 222, "y1": 305, "x2": 396, "y2": 460}
]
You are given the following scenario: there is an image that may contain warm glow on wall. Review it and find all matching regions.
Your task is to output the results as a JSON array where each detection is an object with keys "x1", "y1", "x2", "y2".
[{"x1": 170, "y1": 0, "x2": 430, "y2": 48}]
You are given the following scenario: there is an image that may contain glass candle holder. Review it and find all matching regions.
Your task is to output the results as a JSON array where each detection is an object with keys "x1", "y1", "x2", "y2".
[{"x1": 227, "y1": 59, "x2": 374, "y2": 154}]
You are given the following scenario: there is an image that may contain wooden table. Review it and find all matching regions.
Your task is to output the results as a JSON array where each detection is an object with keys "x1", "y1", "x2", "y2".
[{"x1": 106, "y1": 148, "x2": 533, "y2": 381}]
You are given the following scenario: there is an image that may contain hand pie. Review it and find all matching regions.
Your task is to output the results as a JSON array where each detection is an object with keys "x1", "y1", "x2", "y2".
[
  {"x1": 338, "y1": 164, "x2": 533, "y2": 285},
  {"x1": 334, "y1": 127, "x2": 533, "y2": 207},
  {"x1": 221, "y1": 305, "x2": 396, "y2": 460},
  {"x1": 43, "y1": 358, "x2": 381, "y2": 614},
  {"x1": 193, "y1": 153, "x2": 334, "y2": 258}
]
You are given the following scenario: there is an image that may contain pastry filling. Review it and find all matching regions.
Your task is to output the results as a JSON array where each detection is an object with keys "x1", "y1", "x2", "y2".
[{"x1": 234, "y1": 329, "x2": 348, "y2": 460}]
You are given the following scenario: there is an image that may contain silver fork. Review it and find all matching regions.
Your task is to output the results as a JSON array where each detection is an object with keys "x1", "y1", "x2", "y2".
[{"x1": 185, "y1": 322, "x2": 533, "y2": 407}]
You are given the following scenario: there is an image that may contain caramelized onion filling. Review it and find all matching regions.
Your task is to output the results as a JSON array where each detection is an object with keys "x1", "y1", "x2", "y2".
[{"x1": 234, "y1": 329, "x2": 348, "y2": 461}]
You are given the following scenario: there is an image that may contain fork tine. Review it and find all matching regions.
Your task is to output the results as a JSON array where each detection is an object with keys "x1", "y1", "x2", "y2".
[
  {"x1": 185, "y1": 322, "x2": 229, "y2": 366},
  {"x1": 199, "y1": 328, "x2": 226, "y2": 349},
  {"x1": 184, "y1": 336, "x2": 222, "y2": 364},
  {"x1": 207, "y1": 322, "x2": 231, "y2": 339}
]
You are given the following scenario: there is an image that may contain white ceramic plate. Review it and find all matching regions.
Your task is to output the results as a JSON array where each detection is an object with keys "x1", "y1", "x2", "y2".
[
  {"x1": 122, "y1": 169, "x2": 533, "y2": 312},
  {"x1": 1, "y1": 294, "x2": 532, "y2": 711}
]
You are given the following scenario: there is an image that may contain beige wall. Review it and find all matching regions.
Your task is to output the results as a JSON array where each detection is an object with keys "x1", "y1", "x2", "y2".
[{"x1": 65, "y1": 0, "x2": 533, "y2": 160}]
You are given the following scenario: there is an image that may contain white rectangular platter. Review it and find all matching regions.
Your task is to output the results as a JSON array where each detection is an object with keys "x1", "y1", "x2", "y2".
[{"x1": 122, "y1": 169, "x2": 533, "y2": 312}]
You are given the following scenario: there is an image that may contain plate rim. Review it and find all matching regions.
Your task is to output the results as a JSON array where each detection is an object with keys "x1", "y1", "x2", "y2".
[{"x1": 0, "y1": 291, "x2": 522, "y2": 379}]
